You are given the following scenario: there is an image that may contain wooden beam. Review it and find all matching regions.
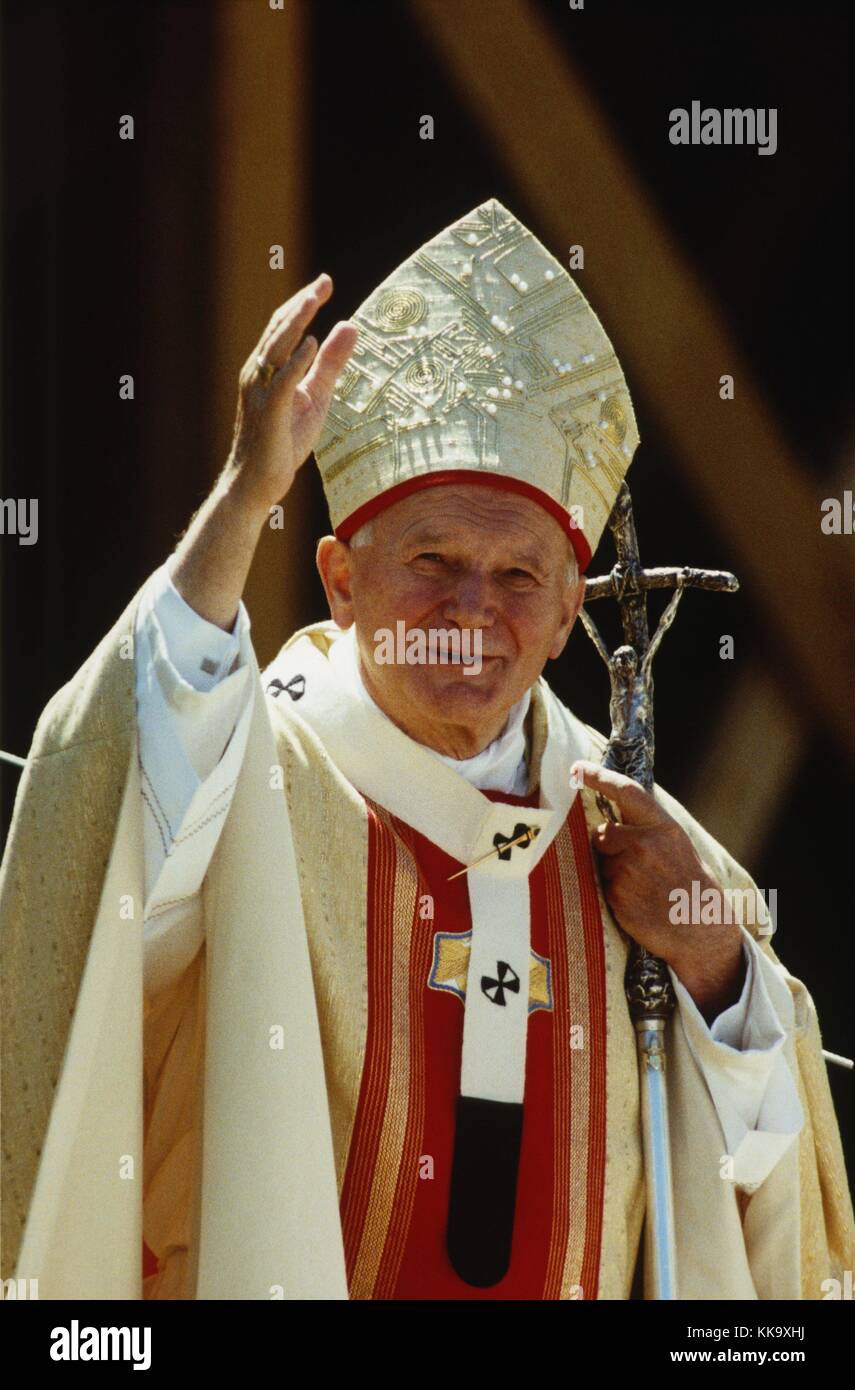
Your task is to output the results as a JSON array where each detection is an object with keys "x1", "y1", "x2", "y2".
[
  {"x1": 690, "y1": 447, "x2": 855, "y2": 863},
  {"x1": 409, "y1": 0, "x2": 855, "y2": 764},
  {"x1": 687, "y1": 659, "x2": 804, "y2": 865},
  {"x1": 209, "y1": 0, "x2": 310, "y2": 666}
]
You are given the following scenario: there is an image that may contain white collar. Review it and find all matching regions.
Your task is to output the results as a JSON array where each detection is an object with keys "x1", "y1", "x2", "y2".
[
  {"x1": 328, "y1": 624, "x2": 530, "y2": 794},
  {"x1": 263, "y1": 619, "x2": 596, "y2": 873}
]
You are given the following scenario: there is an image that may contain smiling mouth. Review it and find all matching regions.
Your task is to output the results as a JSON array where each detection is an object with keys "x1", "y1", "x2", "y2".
[
  {"x1": 433, "y1": 654, "x2": 503, "y2": 665},
  {"x1": 426, "y1": 655, "x2": 505, "y2": 677}
]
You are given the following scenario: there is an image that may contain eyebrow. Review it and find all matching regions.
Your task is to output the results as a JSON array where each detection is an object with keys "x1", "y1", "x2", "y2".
[{"x1": 403, "y1": 532, "x2": 546, "y2": 574}]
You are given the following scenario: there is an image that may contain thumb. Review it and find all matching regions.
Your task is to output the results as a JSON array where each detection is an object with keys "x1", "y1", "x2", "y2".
[{"x1": 300, "y1": 320, "x2": 359, "y2": 416}]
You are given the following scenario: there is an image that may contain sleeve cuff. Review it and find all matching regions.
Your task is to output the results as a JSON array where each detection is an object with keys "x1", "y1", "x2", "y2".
[
  {"x1": 671, "y1": 930, "x2": 804, "y2": 1188},
  {"x1": 670, "y1": 929, "x2": 786, "y2": 1055},
  {"x1": 142, "y1": 554, "x2": 252, "y2": 691}
]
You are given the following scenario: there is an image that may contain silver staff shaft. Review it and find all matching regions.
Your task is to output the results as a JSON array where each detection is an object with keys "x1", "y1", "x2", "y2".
[
  {"x1": 600, "y1": 783, "x2": 680, "y2": 1300},
  {"x1": 0, "y1": 748, "x2": 26, "y2": 769},
  {"x1": 637, "y1": 1020, "x2": 678, "y2": 1299}
]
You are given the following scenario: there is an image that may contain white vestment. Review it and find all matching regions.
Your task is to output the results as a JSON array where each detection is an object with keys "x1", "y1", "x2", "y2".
[{"x1": 137, "y1": 556, "x2": 802, "y2": 1194}]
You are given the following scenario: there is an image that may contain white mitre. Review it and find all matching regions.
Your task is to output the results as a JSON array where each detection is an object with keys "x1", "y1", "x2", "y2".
[{"x1": 314, "y1": 196, "x2": 640, "y2": 571}]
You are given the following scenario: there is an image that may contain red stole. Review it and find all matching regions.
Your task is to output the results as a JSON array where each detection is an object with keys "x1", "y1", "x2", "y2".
[{"x1": 340, "y1": 789, "x2": 608, "y2": 1300}]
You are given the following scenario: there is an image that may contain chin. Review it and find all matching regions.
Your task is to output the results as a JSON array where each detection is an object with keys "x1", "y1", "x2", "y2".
[{"x1": 411, "y1": 662, "x2": 512, "y2": 716}]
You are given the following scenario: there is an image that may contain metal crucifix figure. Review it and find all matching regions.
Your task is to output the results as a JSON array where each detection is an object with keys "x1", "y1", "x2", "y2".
[{"x1": 578, "y1": 481, "x2": 739, "y2": 1300}]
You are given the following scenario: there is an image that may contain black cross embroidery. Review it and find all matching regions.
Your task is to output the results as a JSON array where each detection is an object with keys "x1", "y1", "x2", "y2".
[
  {"x1": 267, "y1": 674, "x2": 306, "y2": 701},
  {"x1": 492, "y1": 823, "x2": 540, "y2": 861},
  {"x1": 481, "y1": 960, "x2": 521, "y2": 1007}
]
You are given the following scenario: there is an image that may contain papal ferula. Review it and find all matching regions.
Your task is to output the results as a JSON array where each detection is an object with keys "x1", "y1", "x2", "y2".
[{"x1": 1, "y1": 198, "x2": 852, "y2": 1301}]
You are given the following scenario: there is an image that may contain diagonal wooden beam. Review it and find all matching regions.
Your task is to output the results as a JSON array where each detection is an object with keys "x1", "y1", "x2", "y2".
[
  {"x1": 409, "y1": 0, "x2": 855, "y2": 764},
  {"x1": 688, "y1": 658, "x2": 805, "y2": 865},
  {"x1": 690, "y1": 444, "x2": 855, "y2": 863}
]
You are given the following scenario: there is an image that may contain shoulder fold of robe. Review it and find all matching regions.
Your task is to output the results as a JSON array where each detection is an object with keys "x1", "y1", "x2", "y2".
[{"x1": 0, "y1": 581, "x2": 347, "y2": 1299}]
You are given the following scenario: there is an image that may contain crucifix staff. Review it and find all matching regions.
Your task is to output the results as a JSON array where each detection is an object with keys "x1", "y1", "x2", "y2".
[{"x1": 579, "y1": 481, "x2": 738, "y2": 1300}]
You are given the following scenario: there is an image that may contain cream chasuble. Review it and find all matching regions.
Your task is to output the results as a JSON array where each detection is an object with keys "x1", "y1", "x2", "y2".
[{"x1": 1, "y1": 578, "x2": 854, "y2": 1300}]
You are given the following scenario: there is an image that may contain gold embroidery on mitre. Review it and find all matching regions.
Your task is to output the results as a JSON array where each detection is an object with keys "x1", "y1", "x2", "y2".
[
  {"x1": 315, "y1": 197, "x2": 640, "y2": 558},
  {"x1": 372, "y1": 287, "x2": 427, "y2": 331},
  {"x1": 428, "y1": 929, "x2": 553, "y2": 1014}
]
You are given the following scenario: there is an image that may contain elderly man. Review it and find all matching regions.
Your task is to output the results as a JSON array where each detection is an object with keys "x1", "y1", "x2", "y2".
[{"x1": 2, "y1": 200, "x2": 852, "y2": 1301}]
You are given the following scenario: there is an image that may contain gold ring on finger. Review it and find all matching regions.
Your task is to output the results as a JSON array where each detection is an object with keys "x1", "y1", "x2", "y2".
[{"x1": 254, "y1": 356, "x2": 276, "y2": 387}]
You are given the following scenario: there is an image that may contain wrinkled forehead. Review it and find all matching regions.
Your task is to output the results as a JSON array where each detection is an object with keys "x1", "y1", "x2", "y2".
[{"x1": 374, "y1": 482, "x2": 570, "y2": 553}]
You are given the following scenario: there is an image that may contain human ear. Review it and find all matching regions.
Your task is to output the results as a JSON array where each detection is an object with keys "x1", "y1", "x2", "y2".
[
  {"x1": 316, "y1": 536, "x2": 356, "y2": 628},
  {"x1": 548, "y1": 574, "x2": 586, "y2": 661}
]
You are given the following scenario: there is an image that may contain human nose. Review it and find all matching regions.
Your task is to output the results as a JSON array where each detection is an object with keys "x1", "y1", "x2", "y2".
[{"x1": 440, "y1": 571, "x2": 495, "y2": 628}]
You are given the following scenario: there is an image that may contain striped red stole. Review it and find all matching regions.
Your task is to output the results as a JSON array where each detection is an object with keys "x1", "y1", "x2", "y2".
[{"x1": 340, "y1": 790, "x2": 607, "y2": 1299}]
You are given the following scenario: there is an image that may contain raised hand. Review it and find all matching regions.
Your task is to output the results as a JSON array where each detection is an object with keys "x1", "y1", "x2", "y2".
[
  {"x1": 226, "y1": 273, "x2": 359, "y2": 516},
  {"x1": 170, "y1": 274, "x2": 357, "y2": 631}
]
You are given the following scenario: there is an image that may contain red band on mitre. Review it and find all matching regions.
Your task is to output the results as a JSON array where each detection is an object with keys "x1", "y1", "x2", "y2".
[{"x1": 333, "y1": 470, "x2": 593, "y2": 573}]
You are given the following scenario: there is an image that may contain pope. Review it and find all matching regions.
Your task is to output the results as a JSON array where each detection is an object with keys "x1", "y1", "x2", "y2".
[{"x1": 1, "y1": 198, "x2": 852, "y2": 1300}]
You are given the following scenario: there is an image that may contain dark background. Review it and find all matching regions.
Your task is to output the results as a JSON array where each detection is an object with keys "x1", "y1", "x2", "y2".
[{"x1": 2, "y1": 0, "x2": 854, "y2": 1187}]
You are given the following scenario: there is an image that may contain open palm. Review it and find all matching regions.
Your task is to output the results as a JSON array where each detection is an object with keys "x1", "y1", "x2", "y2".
[{"x1": 228, "y1": 273, "x2": 359, "y2": 512}]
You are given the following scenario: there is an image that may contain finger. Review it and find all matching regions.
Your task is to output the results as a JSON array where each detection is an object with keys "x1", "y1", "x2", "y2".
[
  {"x1": 592, "y1": 820, "x2": 648, "y2": 856},
  {"x1": 258, "y1": 273, "x2": 333, "y2": 364},
  {"x1": 598, "y1": 855, "x2": 621, "y2": 886},
  {"x1": 262, "y1": 273, "x2": 331, "y2": 348},
  {"x1": 260, "y1": 290, "x2": 324, "y2": 370},
  {"x1": 570, "y1": 760, "x2": 663, "y2": 828},
  {"x1": 270, "y1": 321, "x2": 356, "y2": 415},
  {"x1": 270, "y1": 332, "x2": 319, "y2": 399},
  {"x1": 299, "y1": 320, "x2": 359, "y2": 409}
]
